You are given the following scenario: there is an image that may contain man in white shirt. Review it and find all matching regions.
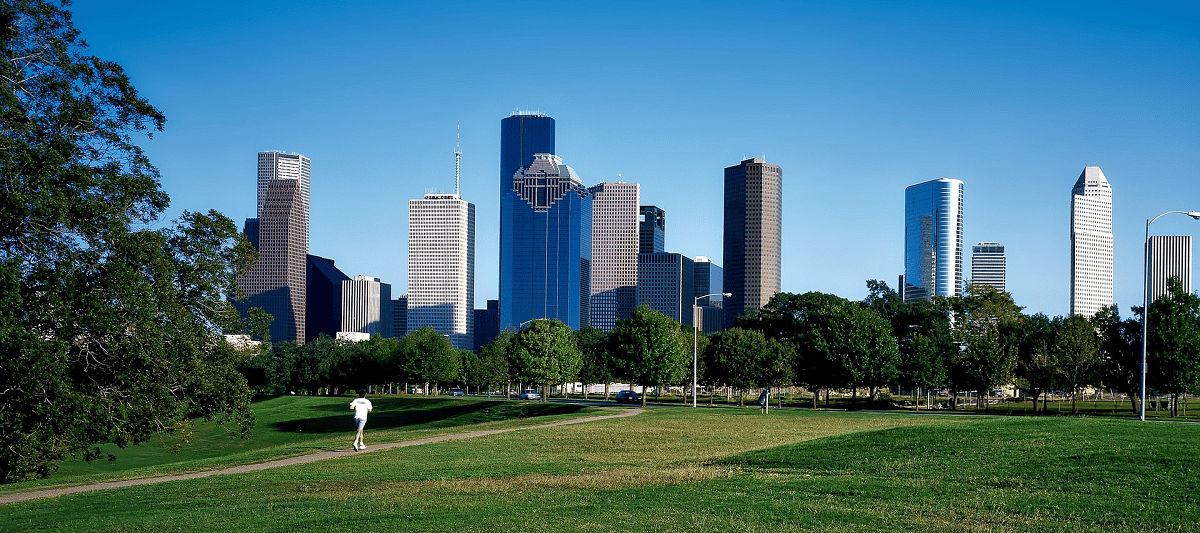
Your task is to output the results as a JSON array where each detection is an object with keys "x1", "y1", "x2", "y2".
[{"x1": 349, "y1": 392, "x2": 373, "y2": 451}]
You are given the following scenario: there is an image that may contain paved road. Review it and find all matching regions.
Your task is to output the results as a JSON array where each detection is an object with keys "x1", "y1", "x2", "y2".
[{"x1": 0, "y1": 408, "x2": 644, "y2": 505}]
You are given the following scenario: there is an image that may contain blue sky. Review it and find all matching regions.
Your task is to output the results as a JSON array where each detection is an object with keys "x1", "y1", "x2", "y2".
[{"x1": 71, "y1": 1, "x2": 1198, "y2": 317}]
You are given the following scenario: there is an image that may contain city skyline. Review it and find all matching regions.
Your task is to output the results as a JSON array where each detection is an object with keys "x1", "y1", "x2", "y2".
[{"x1": 70, "y1": 2, "x2": 1199, "y2": 318}]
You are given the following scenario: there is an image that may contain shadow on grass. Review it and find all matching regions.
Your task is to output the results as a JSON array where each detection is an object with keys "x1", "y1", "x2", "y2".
[{"x1": 270, "y1": 397, "x2": 590, "y2": 434}]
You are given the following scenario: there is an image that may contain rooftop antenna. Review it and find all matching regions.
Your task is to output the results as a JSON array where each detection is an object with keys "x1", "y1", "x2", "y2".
[{"x1": 454, "y1": 123, "x2": 461, "y2": 196}]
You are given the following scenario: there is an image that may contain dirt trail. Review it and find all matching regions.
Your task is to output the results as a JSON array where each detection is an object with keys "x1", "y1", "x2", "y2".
[{"x1": 1, "y1": 407, "x2": 644, "y2": 505}]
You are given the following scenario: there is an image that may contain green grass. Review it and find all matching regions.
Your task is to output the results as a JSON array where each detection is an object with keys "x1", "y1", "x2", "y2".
[
  {"x1": 0, "y1": 395, "x2": 599, "y2": 495},
  {"x1": 4, "y1": 401, "x2": 1198, "y2": 532}
]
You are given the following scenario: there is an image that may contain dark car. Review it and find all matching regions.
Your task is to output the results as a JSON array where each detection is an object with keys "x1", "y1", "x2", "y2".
[{"x1": 615, "y1": 390, "x2": 641, "y2": 404}]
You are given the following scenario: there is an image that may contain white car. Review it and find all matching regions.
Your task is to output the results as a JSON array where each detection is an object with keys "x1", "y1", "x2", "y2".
[{"x1": 518, "y1": 389, "x2": 541, "y2": 400}]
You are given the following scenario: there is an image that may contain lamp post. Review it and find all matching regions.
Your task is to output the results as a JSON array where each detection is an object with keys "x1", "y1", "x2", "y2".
[
  {"x1": 1140, "y1": 210, "x2": 1200, "y2": 421},
  {"x1": 693, "y1": 292, "x2": 732, "y2": 407}
]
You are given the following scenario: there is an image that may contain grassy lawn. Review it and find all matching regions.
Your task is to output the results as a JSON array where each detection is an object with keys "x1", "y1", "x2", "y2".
[
  {"x1": 0, "y1": 395, "x2": 600, "y2": 495},
  {"x1": 5, "y1": 402, "x2": 1198, "y2": 532}
]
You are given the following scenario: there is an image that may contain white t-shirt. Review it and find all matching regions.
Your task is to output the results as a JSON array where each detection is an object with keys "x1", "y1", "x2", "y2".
[{"x1": 350, "y1": 398, "x2": 373, "y2": 419}]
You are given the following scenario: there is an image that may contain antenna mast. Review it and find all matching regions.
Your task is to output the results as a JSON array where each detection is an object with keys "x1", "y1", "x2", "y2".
[{"x1": 454, "y1": 123, "x2": 462, "y2": 196}]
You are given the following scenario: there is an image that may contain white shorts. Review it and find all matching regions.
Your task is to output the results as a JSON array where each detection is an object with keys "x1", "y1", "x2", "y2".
[{"x1": 355, "y1": 417, "x2": 367, "y2": 430}]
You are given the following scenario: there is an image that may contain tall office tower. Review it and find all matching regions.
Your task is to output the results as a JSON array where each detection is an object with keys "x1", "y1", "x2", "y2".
[
  {"x1": 589, "y1": 182, "x2": 640, "y2": 331},
  {"x1": 473, "y1": 299, "x2": 500, "y2": 352},
  {"x1": 1070, "y1": 166, "x2": 1113, "y2": 317},
  {"x1": 408, "y1": 191, "x2": 476, "y2": 350},
  {"x1": 392, "y1": 296, "x2": 407, "y2": 339},
  {"x1": 693, "y1": 256, "x2": 725, "y2": 332},
  {"x1": 500, "y1": 112, "x2": 555, "y2": 198},
  {"x1": 636, "y1": 252, "x2": 695, "y2": 325},
  {"x1": 903, "y1": 177, "x2": 964, "y2": 303},
  {"x1": 237, "y1": 152, "x2": 310, "y2": 344},
  {"x1": 341, "y1": 275, "x2": 393, "y2": 337},
  {"x1": 723, "y1": 158, "x2": 782, "y2": 329},
  {"x1": 306, "y1": 254, "x2": 350, "y2": 343},
  {"x1": 970, "y1": 242, "x2": 1006, "y2": 293},
  {"x1": 639, "y1": 205, "x2": 666, "y2": 254},
  {"x1": 500, "y1": 153, "x2": 593, "y2": 330},
  {"x1": 1148, "y1": 236, "x2": 1192, "y2": 303}
]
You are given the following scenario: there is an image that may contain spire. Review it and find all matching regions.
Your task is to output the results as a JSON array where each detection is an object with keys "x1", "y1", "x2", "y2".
[{"x1": 454, "y1": 123, "x2": 461, "y2": 196}]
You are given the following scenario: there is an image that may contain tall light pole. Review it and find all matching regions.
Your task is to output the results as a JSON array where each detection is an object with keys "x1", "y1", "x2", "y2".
[
  {"x1": 694, "y1": 292, "x2": 732, "y2": 407},
  {"x1": 1140, "y1": 210, "x2": 1200, "y2": 421}
]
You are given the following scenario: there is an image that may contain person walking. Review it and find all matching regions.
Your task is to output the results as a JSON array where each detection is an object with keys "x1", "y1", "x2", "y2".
[{"x1": 349, "y1": 392, "x2": 373, "y2": 451}]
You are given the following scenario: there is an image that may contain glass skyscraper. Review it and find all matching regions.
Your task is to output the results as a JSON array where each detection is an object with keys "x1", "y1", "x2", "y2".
[
  {"x1": 904, "y1": 177, "x2": 964, "y2": 303},
  {"x1": 500, "y1": 152, "x2": 593, "y2": 331},
  {"x1": 500, "y1": 112, "x2": 555, "y2": 196}
]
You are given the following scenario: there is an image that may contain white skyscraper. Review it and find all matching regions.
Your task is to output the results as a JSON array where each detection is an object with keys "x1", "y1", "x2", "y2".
[
  {"x1": 1148, "y1": 235, "x2": 1192, "y2": 303},
  {"x1": 588, "y1": 181, "x2": 640, "y2": 331},
  {"x1": 1070, "y1": 166, "x2": 1113, "y2": 317},
  {"x1": 341, "y1": 275, "x2": 392, "y2": 338},
  {"x1": 408, "y1": 135, "x2": 475, "y2": 350},
  {"x1": 970, "y1": 242, "x2": 1006, "y2": 293}
]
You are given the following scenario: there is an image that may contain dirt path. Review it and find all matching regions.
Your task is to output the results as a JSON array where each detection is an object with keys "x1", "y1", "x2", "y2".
[{"x1": 1, "y1": 407, "x2": 644, "y2": 505}]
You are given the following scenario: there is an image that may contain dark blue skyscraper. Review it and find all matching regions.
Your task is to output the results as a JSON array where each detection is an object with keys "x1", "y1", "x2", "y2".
[
  {"x1": 500, "y1": 112, "x2": 555, "y2": 195},
  {"x1": 500, "y1": 152, "x2": 593, "y2": 331}
]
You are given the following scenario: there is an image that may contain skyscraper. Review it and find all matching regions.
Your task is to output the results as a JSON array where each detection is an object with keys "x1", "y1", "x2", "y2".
[
  {"x1": 970, "y1": 242, "x2": 1006, "y2": 293},
  {"x1": 500, "y1": 112, "x2": 555, "y2": 197},
  {"x1": 500, "y1": 152, "x2": 593, "y2": 330},
  {"x1": 237, "y1": 152, "x2": 310, "y2": 344},
  {"x1": 636, "y1": 252, "x2": 695, "y2": 326},
  {"x1": 693, "y1": 256, "x2": 725, "y2": 333},
  {"x1": 723, "y1": 158, "x2": 782, "y2": 329},
  {"x1": 1070, "y1": 166, "x2": 1113, "y2": 317},
  {"x1": 341, "y1": 275, "x2": 392, "y2": 338},
  {"x1": 639, "y1": 205, "x2": 666, "y2": 254},
  {"x1": 1148, "y1": 235, "x2": 1191, "y2": 303},
  {"x1": 306, "y1": 254, "x2": 350, "y2": 343},
  {"x1": 589, "y1": 182, "x2": 640, "y2": 331},
  {"x1": 904, "y1": 177, "x2": 964, "y2": 303},
  {"x1": 408, "y1": 184, "x2": 475, "y2": 350}
]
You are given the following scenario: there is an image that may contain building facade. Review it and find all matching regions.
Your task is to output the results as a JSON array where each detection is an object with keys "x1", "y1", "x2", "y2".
[
  {"x1": 392, "y1": 296, "x2": 407, "y2": 339},
  {"x1": 639, "y1": 205, "x2": 666, "y2": 254},
  {"x1": 408, "y1": 193, "x2": 476, "y2": 350},
  {"x1": 305, "y1": 254, "x2": 350, "y2": 343},
  {"x1": 693, "y1": 256, "x2": 725, "y2": 332},
  {"x1": 904, "y1": 177, "x2": 964, "y2": 303},
  {"x1": 341, "y1": 275, "x2": 392, "y2": 338},
  {"x1": 500, "y1": 152, "x2": 593, "y2": 330},
  {"x1": 473, "y1": 299, "x2": 500, "y2": 352},
  {"x1": 637, "y1": 252, "x2": 695, "y2": 326},
  {"x1": 970, "y1": 242, "x2": 1006, "y2": 293},
  {"x1": 589, "y1": 182, "x2": 640, "y2": 331},
  {"x1": 1149, "y1": 235, "x2": 1192, "y2": 303},
  {"x1": 723, "y1": 158, "x2": 782, "y2": 329},
  {"x1": 1070, "y1": 166, "x2": 1113, "y2": 317},
  {"x1": 500, "y1": 112, "x2": 555, "y2": 197},
  {"x1": 237, "y1": 152, "x2": 310, "y2": 344}
]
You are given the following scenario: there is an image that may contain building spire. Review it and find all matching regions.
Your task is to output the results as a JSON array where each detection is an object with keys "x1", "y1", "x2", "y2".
[{"x1": 454, "y1": 123, "x2": 461, "y2": 196}]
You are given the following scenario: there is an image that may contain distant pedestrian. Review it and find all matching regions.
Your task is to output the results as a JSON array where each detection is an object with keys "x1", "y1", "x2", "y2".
[
  {"x1": 756, "y1": 389, "x2": 770, "y2": 414},
  {"x1": 349, "y1": 392, "x2": 373, "y2": 451}
]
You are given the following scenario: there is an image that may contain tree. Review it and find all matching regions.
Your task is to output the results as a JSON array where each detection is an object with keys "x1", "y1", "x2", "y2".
[
  {"x1": 1093, "y1": 305, "x2": 1142, "y2": 413},
  {"x1": 801, "y1": 298, "x2": 899, "y2": 405},
  {"x1": 895, "y1": 298, "x2": 953, "y2": 409},
  {"x1": 1013, "y1": 313, "x2": 1056, "y2": 412},
  {"x1": 1051, "y1": 314, "x2": 1101, "y2": 414},
  {"x1": 609, "y1": 305, "x2": 689, "y2": 407},
  {"x1": 1147, "y1": 277, "x2": 1200, "y2": 416},
  {"x1": 705, "y1": 328, "x2": 791, "y2": 406},
  {"x1": 950, "y1": 286, "x2": 1023, "y2": 410},
  {"x1": 510, "y1": 320, "x2": 582, "y2": 401},
  {"x1": 576, "y1": 326, "x2": 615, "y2": 400},
  {"x1": 745, "y1": 291, "x2": 846, "y2": 407},
  {"x1": 399, "y1": 327, "x2": 460, "y2": 395},
  {"x1": 476, "y1": 328, "x2": 513, "y2": 398}
]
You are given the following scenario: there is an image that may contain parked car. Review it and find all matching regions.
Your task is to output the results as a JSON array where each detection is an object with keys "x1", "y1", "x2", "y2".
[
  {"x1": 447, "y1": 387, "x2": 464, "y2": 396},
  {"x1": 615, "y1": 390, "x2": 641, "y2": 404},
  {"x1": 519, "y1": 389, "x2": 541, "y2": 400}
]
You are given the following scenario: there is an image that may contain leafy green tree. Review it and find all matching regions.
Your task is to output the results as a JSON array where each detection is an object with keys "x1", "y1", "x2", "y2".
[
  {"x1": 510, "y1": 320, "x2": 582, "y2": 401},
  {"x1": 609, "y1": 305, "x2": 689, "y2": 407},
  {"x1": 576, "y1": 326, "x2": 615, "y2": 400},
  {"x1": 705, "y1": 328, "x2": 791, "y2": 406},
  {"x1": 1051, "y1": 314, "x2": 1101, "y2": 414},
  {"x1": 477, "y1": 328, "x2": 514, "y2": 398},
  {"x1": 802, "y1": 298, "x2": 899, "y2": 405},
  {"x1": 400, "y1": 327, "x2": 460, "y2": 395},
  {"x1": 1147, "y1": 277, "x2": 1200, "y2": 416},
  {"x1": 1013, "y1": 313, "x2": 1056, "y2": 412},
  {"x1": 684, "y1": 322, "x2": 712, "y2": 404},
  {"x1": 895, "y1": 298, "x2": 953, "y2": 409},
  {"x1": 1093, "y1": 305, "x2": 1142, "y2": 412},
  {"x1": 0, "y1": 1, "x2": 260, "y2": 481},
  {"x1": 950, "y1": 285, "x2": 1023, "y2": 410},
  {"x1": 744, "y1": 292, "x2": 845, "y2": 407}
]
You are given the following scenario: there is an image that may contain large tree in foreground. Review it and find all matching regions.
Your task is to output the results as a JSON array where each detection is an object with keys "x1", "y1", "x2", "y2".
[
  {"x1": 610, "y1": 305, "x2": 689, "y2": 407},
  {"x1": 0, "y1": 1, "x2": 256, "y2": 482}
]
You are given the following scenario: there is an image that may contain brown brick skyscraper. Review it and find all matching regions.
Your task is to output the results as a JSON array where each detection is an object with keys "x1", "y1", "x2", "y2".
[{"x1": 723, "y1": 158, "x2": 782, "y2": 330}]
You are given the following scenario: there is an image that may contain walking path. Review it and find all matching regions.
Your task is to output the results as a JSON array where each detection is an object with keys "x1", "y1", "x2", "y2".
[{"x1": 1, "y1": 407, "x2": 644, "y2": 505}]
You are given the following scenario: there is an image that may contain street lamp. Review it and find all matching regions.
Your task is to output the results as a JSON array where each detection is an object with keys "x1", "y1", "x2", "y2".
[
  {"x1": 693, "y1": 292, "x2": 732, "y2": 407},
  {"x1": 518, "y1": 318, "x2": 542, "y2": 330},
  {"x1": 1140, "y1": 210, "x2": 1200, "y2": 421}
]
